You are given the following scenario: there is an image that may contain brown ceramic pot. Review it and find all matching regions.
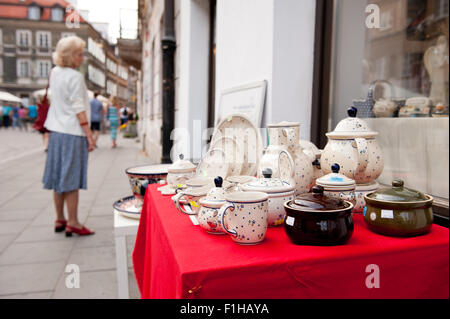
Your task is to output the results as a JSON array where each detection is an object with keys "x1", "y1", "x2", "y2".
[{"x1": 283, "y1": 186, "x2": 354, "y2": 246}]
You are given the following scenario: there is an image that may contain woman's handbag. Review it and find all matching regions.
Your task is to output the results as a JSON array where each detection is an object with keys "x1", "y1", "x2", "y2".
[{"x1": 33, "y1": 73, "x2": 51, "y2": 133}]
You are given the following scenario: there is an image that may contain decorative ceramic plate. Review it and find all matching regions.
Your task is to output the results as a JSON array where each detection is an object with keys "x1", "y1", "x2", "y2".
[
  {"x1": 210, "y1": 136, "x2": 243, "y2": 176},
  {"x1": 211, "y1": 114, "x2": 263, "y2": 176},
  {"x1": 196, "y1": 148, "x2": 230, "y2": 179},
  {"x1": 113, "y1": 196, "x2": 142, "y2": 219}
]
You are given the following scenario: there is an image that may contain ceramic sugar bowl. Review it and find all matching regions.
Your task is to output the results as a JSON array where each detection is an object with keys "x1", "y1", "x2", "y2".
[
  {"x1": 197, "y1": 177, "x2": 227, "y2": 234},
  {"x1": 315, "y1": 163, "x2": 356, "y2": 206},
  {"x1": 167, "y1": 154, "x2": 197, "y2": 188},
  {"x1": 321, "y1": 107, "x2": 383, "y2": 184},
  {"x1": 241, "y1": 169, "x2": 295, "y2": 226}
]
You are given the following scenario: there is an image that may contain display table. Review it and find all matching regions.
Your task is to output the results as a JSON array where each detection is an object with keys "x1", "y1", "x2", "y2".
[
  {"x1": 132, "y1": 184, "x2": 449, "y2": 299},
  {"x1": 114, "y1": 210, "x2": 139, "y2": 299}
]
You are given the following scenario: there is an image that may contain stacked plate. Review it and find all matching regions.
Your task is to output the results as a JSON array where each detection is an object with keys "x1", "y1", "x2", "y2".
[
  {"x1": 199, "y1": 114, "x2": 263, "y2": 179},
  {"x1": 114, "y1": 164, "x2": 171, "y2": 219}
]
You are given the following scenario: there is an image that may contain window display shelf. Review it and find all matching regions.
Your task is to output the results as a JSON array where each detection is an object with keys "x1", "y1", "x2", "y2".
[{"x1": 365, "y1": 117, "x2": 449, "y2": 200}]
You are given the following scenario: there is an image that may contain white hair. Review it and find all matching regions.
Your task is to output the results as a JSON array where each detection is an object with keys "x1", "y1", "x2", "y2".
[{"x1": 52, "y1": 35, "x2": 86, "y2": 67}]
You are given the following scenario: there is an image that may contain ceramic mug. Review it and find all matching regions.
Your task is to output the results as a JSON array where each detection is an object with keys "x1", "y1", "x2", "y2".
[{"x1": 217, "y1": 192, "x2": 269, "y2": 245}]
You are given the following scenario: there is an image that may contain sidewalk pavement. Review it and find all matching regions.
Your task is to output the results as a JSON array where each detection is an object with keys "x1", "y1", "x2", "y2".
[{"x1": 0, "y1": 129, "x2": 151, "y2": 299}]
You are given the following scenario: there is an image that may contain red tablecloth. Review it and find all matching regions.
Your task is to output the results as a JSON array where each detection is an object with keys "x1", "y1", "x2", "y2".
[{"x1": 132, "y1": 184, "x2": 449, "y2": 299}]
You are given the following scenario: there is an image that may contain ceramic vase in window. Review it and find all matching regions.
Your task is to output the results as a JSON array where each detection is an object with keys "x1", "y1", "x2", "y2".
[
  {"x1": 266, "y1": 122, "x2": 314, "y2": 195},
  {"x1": 321, "y1": 107, "x2": 383, "y2": 184}
]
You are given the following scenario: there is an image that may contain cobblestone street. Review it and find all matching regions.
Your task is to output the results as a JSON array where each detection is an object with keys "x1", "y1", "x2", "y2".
[{"x1": 0, "y1": 129, "x2": 149, "y2": 298}]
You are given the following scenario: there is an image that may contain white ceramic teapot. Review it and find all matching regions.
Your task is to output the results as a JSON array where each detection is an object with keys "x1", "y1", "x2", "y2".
[
  {"x1": 321, "y1": 107, "x2": 383, "y2": 184},
  {"x1": 197, "y1": 177, "x2": 228, "y2": 234}
]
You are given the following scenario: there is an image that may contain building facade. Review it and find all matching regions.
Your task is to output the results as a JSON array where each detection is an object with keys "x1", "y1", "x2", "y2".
[{"x1": 0, "y1": 0, "x2": 132, "y2": 106}]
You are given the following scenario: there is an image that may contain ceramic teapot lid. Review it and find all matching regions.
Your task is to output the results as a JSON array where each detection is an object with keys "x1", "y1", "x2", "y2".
[
  {"x1": 168, "y1": 154, "x2": 197, "y2": 174},
  {"x1": 286, "y1": 186, "x2": 351, "y2": 212},
  {"x1": 316, "y1": 163, "x2": 356, "y2": 189},
  {"x1": 366, "y1": 179, "x2": 428, "y2": 203},
  {"x1": 199, "y1": 177, "x2": 227, "y2": 207},
  {"x1": 326, "y1": 107, "x2": 378, "y2": 139},
  {"x1": 241, "y1": 169, "x2": 295, "y2": 194}
]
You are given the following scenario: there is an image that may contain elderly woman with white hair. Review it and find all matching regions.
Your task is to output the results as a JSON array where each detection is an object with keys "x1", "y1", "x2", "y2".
[{"x1": 43, "y1": 35, "x2": 95, "y2": 237}]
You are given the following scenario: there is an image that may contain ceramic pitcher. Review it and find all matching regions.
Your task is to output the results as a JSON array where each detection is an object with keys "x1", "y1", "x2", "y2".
[
  {"x1": 266, "y1": 122, "x2": 314, "y2": 195},
  {"x1": 321, "y1": 107, "x2": 383, "y2": 184}
]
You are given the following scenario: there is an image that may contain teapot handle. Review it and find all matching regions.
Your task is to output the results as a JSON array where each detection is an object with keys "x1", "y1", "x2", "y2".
[
  {"x1": 173, "y1": 193, "x2": 196, "y2": 215},
  {"x1": 353, "y1": 138, "x2": 369, "y2": 177},
  {"x1": 278, "y1": 149, "x2": 295, "y2": 182}
]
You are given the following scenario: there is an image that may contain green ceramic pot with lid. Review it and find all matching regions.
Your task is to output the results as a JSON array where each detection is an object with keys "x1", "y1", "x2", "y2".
[{"x1": 363, "y1": 179, "x2": 434, "y2": 237}]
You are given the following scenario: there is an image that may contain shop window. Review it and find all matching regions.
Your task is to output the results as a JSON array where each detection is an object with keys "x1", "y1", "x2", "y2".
[{"x1": 316, "y1": 0, "x2": 449, "y2": 216}]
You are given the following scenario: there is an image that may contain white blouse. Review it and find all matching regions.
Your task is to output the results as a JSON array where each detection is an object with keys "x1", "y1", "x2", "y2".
[{"x1": 44, "y1": 66, "x2": 90, "y2": 136}]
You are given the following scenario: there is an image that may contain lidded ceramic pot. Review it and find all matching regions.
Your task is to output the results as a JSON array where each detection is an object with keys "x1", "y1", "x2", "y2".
[
  {"x1": 316, "y1": 163, "x2": 356, "y2": 205},
  {"x1": 167, "y1": 154, "x2": 197, "y2": 188},
  {"x1": 198, "y1": 177, "x2": 228, "y2": 234},
  {"x1": 241, "y1": 169, "x2": 295, "y2": 226},
  {"x1": 321, "y1": 107, "x2": 383, "y2": 184},
  {"x1": 363, "y1": 179, "x2": 434, "y2": 237},
  {"x1": 283, "y1": 186, "x2": 354, "y2": 245}
]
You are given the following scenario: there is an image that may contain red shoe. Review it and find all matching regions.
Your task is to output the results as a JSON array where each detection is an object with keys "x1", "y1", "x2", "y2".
[
  {"x1": 55, "y1": 220, "x2": 67, "y2": 233},
  {"x1": 65, "y1": 225, "x2": 95, "y2": 237}
]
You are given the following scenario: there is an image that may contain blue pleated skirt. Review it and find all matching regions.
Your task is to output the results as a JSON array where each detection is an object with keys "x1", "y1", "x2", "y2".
[{"x1": 43, "y1": 131, "x2": 88, "y2": 194}]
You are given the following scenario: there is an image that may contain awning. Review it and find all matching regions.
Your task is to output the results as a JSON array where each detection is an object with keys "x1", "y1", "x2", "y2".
[{"x1": 0, "y1": 91, "x2": 23, "y2": 103}]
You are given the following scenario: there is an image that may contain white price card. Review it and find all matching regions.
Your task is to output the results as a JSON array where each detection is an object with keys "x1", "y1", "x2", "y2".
[
  {"x1": 381, "y1": 209, "x2": 394, "y2": 219},
  {"x1": 285, "y1": 216, "x2": 295, "y2": 226}
]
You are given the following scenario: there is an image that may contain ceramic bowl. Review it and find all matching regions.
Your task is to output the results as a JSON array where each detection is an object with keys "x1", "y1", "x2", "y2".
[{"x1": 125, "y1": 164, "x2": 171, "y2": 200}]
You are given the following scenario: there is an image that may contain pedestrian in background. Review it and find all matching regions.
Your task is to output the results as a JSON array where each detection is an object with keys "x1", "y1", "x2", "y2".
[
  {"x1": 43, "y1": 35, "x2": 95, "y2": 237},
  {"x1": 90, "y1": 91, "x2": 103, "y2": 145},
  {"x1": 108, "y1": 96, "x2": 120, "y2": 148},
  {"x1": 119, "y1": 105, "x2": 130, "y2": 125},
  {"x1": 12, "y1": 104, "x2": 20, "y2": 130},
  {"x1": 27, "y1": 104, "x2": 37, "y2": 124},
  {"x1": 18, "y1": 105, "x2": 28, "y2": 131},
  {"x1": 0, "y1": 104, "x2": 3, "y2": 128},
  {"x1": 2, "y1": 104, "x2": 11, "y2": 128}
]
